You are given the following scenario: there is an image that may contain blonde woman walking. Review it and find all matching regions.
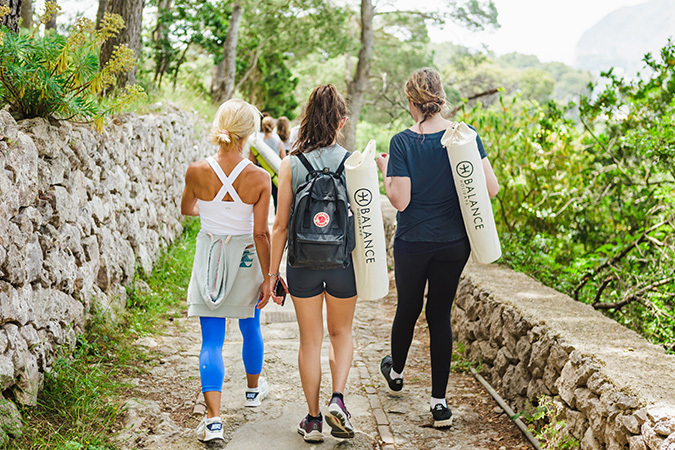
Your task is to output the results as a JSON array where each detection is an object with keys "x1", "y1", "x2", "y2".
[{"x1": 181, "y1": 99, "x2": 273, "y2": 442}]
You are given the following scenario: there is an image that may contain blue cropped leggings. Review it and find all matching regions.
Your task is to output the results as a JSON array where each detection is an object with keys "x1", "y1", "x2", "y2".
[{"x1": 199, "y1": 308, "x2": 264, "y2": 393}]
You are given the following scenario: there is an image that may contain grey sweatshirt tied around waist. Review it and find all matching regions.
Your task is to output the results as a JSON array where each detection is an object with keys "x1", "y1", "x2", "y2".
[{"x1": 187, "y1": 231, "x2": 263, "y2": 319}]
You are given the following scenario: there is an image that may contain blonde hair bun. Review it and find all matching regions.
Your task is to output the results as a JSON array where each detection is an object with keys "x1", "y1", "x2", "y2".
[
  {"x1": 209, "y1": 99, "x2": 261, "y2": 147},
  {"x1": 215, "y1": 129, "x2": 231, "y2": 144}
]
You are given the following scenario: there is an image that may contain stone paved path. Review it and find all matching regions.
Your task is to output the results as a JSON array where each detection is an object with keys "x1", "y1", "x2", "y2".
[
  {"x1": 115, "y1": 288, "x2": 532, "y2": 450},
  {"x1": 115, "y1": 208, "x2": 531, "y2": 449},
  {"x1": 117, "y1": 296, "x2": 378, "y2": 449}
]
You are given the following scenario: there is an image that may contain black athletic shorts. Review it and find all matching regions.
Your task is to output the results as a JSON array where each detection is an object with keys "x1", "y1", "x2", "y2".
[{"x1": 286, "y1": 258, "x2": 357, "y2": 298}]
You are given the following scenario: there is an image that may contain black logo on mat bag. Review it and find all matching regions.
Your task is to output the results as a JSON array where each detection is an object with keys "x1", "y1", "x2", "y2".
[
  {"x1": 354, "y1": 188, "x2": 372, "y2": 207},
  {"x1": 456, "y1": 161, "x2": 474, "y2": 178}
]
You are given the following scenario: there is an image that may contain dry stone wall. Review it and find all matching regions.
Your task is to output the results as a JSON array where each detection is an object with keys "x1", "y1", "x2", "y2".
[
  {"x1": 0, "y1": 107, "x2": 209, "y2": 433},
  {"x1": 453, "y1": 263, "x2": 675, "y2": 450}
]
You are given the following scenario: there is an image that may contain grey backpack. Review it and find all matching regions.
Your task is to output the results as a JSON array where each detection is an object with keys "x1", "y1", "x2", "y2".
[{"x1": 287, "y1": 152, "x2": 354, "y2": 269}]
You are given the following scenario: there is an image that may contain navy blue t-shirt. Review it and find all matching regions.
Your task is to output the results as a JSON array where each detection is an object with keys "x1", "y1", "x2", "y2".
[{"x1": 386, "y1": 126, "x2": 487, "y2": 243}]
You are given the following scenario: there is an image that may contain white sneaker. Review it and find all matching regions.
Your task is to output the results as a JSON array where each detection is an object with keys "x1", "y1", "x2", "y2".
[
  {"x1": 244, "y1": 377, "x2": 269, "y2": 407},
  {"x1": 196, "y1": 416, "x2": 224, "y2": 442}
]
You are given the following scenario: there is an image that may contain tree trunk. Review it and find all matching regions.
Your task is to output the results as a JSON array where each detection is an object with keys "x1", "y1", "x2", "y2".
[
  {"x1": 99, "y1": 0, "x2": 145, "y2": 87},
  {"x1": 19, "y1": 0, "x2": 31, "y2": 28},
  {"x1": 96, "y1": 0, "x2": 107, "y2": 29},
  {"x1": 152, "y1": 0, "x2": 172, "y2": 86},
  {"x1": 211, "y1": 0, "x2": 243, "y2": 104},
  {"x1": 345, "y1": 0, "x2": 374, "y2": 151},
  {"x1": 0, "y1": 0, "x2": 22, "y2": 33}
]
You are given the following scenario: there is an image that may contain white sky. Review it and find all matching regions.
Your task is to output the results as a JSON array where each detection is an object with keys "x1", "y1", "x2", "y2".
[
  {"x1": 45, "y1": 0, "x2": 651, "y2": 66},
  {"x1": 423, "y1": 0, "x2": 649, "y2": 65}
]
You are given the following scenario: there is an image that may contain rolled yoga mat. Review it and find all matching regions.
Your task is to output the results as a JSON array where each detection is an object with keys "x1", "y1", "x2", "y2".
[
  {"x1": 344, "y1": 140, "x2": 389, "y2": 300},
  {"x1": 245, "y1": 135, "x2": 282, "y2": 187},
  {"x1": 441, "y1": 123, "x2": 501, "y2": 264}
]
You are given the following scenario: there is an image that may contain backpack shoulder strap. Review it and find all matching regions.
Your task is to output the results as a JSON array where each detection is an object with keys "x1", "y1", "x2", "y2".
[
  {"x1": 334, "y1": 152, "x2": 351, "y2": 177},
  {"x1": 296, "y1": 152, "x2": 315, "y2": 174}
]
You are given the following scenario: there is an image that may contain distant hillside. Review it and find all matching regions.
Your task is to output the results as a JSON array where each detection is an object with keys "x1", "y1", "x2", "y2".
[
  {"x1": 430, "y1": 43, "x2": 592, "y2": 103},
  {"x1": 575, "y1": 0, "x2": 675, "y2": 75}
]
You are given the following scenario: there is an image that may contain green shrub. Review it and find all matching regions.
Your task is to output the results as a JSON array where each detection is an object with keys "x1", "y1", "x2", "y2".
[
  {"x1": 0, "y1": 5, "x2": 146, "y2": 130},
  {"x1": 515, "y1": 396, "x2": 580, "y2": 449},
  {"x1": 459, "y1": 40, "x2": 675, "y2": 351}
]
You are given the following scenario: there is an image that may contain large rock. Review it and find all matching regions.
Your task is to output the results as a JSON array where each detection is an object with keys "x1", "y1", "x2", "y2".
[{"x1": 17, "y1": 117, "x2": 72, "y2": 158}]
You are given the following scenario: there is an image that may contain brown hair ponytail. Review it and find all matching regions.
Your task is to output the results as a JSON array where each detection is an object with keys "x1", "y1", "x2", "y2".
[
  {"x1": 291, "y1": 84, "x2": 347, "y2": 154},
  {"x1": 276, "y1": 116, "x2": 291, "y2": 142}
]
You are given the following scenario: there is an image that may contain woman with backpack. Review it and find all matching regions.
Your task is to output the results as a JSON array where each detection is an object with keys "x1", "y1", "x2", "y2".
[
  {"x1": 375, "y1": 68, "x2": 499, "y2": 428},
  {"x1": 181, "y1": 98, "x2": 273, "y2": 443},
  {"x1": 269, "y1": 84, "x2": 358, "y2": 443}
]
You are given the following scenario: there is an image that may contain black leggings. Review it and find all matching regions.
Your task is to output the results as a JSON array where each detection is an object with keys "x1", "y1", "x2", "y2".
[{"x1": 391, "y1": 238, "x2": 470, "y2": 398}]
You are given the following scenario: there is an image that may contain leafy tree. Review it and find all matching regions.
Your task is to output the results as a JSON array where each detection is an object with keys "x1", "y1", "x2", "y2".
[
  {"x1": 146, "y1": 0, "x2": 347, "y2": 117},
  {"x1": 463, "y1": 40, "x2": 675, "y2": 350},
  {"x1": 242, "y1": 51, "x2": 298, "y2": 118},
  {"x1": 518, "y1": 68, "x2": 555, "y2": 104},
  {"x1": 223, "y1": 0, "x2": 349, "y2": 114},
  {"x1": 362, "y1": 10, "x2": 435, "y2": 124},
  {"x1": 145, "y1": 0, "x2": 229, "y2": 90},
  {"x1": 344, "y1": 0, "x2": 500, "y2": 150},
  {"x1": 149, "y1": 0, "x2": 172, "y2": 86},
  {"x1": 432, "y1": 45, "x2": 592, "y2": 106}
]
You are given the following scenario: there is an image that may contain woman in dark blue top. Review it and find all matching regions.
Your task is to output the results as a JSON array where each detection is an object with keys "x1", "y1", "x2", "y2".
[{"x1": 375, "y1": 68, "x2": 499, "y2": 428}]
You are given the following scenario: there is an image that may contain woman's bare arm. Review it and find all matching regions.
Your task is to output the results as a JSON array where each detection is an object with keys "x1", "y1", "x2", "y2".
[
  {"x1": 269, "y1": 158, "x2": 293, "y2": 304},
  {"x1": 482, "y1": 157, "x2": 499, "y2": 198},
  {"x1": 252, "y1": 170, "x2": 273, "y2": 308},
  {"x1": 180, "y1": 163, "x2": 200, "y2": 216},
  {"x1": 376, "y1": 154, "x2": 411, "y2": 212}
]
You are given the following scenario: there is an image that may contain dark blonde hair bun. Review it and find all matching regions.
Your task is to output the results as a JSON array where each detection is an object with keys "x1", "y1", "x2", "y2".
[
  {"x1": 404, "y1": 68, "x2": 447, "y2": 121},
  {"x1": 261, "y1": 116, "x2": 276, "y2": 133}
]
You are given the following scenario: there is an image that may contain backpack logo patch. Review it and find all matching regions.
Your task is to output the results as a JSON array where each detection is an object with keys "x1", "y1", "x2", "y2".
[{"x1": 313, "y1": 212, "x2": 330, "y2": 228}]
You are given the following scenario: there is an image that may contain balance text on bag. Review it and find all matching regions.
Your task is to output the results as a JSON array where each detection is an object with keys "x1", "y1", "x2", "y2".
[
  {"x1": 441, "y1": 123, "x2": 501, "y2": 264},
  {"x1": 345, "y1": 140, "x2": 389, "y2": 300}
]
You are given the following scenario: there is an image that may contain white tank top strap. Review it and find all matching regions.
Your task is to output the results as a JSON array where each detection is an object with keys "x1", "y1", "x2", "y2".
[
  {"x1": 227, "y1": 158, "x2": 251, "y2": 182},
  {"x1": 206, "y1": 157, "x2": 251, "y2": 203}
]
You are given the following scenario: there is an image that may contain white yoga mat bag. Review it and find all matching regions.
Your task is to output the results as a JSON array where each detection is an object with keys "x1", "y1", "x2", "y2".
[
  {"x1": 441, "y1": 123, "x2": 501, "y2": 264},
  {"x1": 344, "y1": 140, "x2": 389, "y2": 300}
]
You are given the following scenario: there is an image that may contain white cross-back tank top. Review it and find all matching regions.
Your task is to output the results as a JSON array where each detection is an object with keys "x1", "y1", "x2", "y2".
[{"x1": 198, "y1": 157, "x2": 254, "y2": 235}]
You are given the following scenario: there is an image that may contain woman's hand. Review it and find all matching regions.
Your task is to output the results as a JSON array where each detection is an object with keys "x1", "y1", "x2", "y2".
[
  {"x1": 270, "y1": 276, "x2": 289, "y2": 306},
  {"x1": 257, "y1": 278, "x2": 273, "y2": 309},
  {"x1": 376, "y1": 153, "x2": 389, "y2": 174}
]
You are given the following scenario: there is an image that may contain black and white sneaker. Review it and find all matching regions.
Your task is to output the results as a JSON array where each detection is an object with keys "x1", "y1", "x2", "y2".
[
  {"x1": 244, "y1": 377, "x2": 268, "y2": 407},
  {"x1": 380, "y1": 355, "x2": 403, "y2": 393},
  {"x1": 431, "y1": 403, "x2": 453, "y2": 428},
  {"x1": 196, "y1": 416, "x2": 224, "y2": 441}
]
